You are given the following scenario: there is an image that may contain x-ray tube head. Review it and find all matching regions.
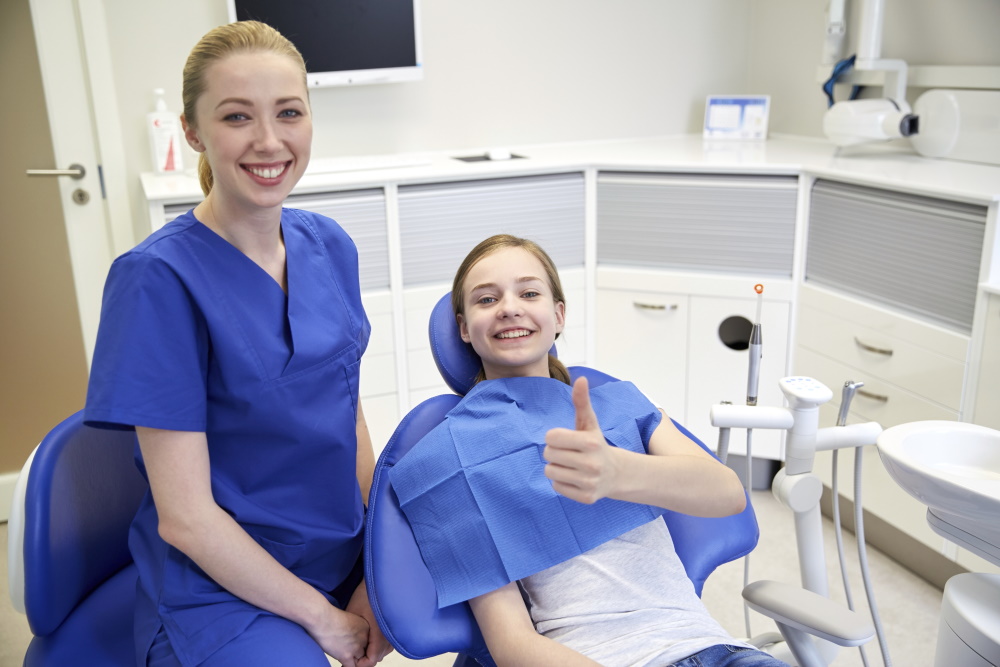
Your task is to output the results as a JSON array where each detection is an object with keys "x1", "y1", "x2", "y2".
[{"x1": 824, "y1": 99, "x2": 919, "y2": 147}]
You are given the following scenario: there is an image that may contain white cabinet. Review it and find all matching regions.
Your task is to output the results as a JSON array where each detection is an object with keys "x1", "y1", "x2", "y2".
[
  {"x1": 796, "y1": 279, "x2": 971, "y2": 554},
  {"x1": 594, "y1": 171, "x2": 798, "y2": 458},
  {"x1": 359, "y1": 291, "x2": 398, "y2": 458},
  {"x1": 596, "y1": 269, "x2": 792, "y2": 458},
  {"x1": 973, "y1": 293, "x2": 1000, "y2": 431},
  {"x1": 595, "y1": 287, "x2": 689, "y2": 421},
  {"x1": 798, "y1": 178, "x2": 988, "y2": 562},
  {"x1": 686, "y1": 294, "x2": 790, "y2": 458}
]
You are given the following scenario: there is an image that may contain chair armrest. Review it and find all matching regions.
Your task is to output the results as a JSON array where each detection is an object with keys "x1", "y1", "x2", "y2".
[{"x1": 742, "y1": 580, "x2": 875, "y2": 647}]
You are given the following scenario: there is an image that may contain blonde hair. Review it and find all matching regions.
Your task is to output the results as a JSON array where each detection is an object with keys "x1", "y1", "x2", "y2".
[
  {"x1": 452, "y1": 234, "x2": 571, "y2": 385},
  {"x1": 182, "y1": 21, "x2": 308, "y2": 196}
]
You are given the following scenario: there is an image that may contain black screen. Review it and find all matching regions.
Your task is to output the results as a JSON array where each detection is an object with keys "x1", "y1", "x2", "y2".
[{"x1": 234, "y1": 0, "x2": 418, "y2": 73}]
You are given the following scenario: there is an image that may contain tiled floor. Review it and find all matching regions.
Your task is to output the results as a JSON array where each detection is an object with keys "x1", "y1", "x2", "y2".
[{"x1": 1, "y1": 490, "x2": 943, "y2": 666}]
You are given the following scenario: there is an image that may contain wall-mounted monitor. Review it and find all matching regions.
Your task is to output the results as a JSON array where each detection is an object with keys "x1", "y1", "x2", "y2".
[{"x1": 227, "y1": 0, "x2": 423, "y2": 87}]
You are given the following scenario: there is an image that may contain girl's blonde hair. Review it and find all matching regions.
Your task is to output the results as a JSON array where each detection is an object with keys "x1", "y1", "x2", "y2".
[
  {"x1": 182, "y1": 21, "x2": 308, "y2": 195},
  {"x1": 451, "y1": 234, "x2": 571, "y2": 385}
]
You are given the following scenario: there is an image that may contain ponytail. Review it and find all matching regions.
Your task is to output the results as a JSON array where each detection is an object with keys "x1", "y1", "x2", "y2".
[
  {"x1": 548, "y1": 353, "x2": 571, "y2": 385},
  {"x1": 197, "y1": 153, "x2": 213, "y2": 196}
]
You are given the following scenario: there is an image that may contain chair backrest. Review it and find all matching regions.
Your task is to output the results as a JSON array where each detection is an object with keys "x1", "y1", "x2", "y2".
[
  {"x1": 365, "y1": 293, "x2": 759, "y2": 662},
  {"x1": 12, "y1": 411, "x2": 147, "y2": 636}
]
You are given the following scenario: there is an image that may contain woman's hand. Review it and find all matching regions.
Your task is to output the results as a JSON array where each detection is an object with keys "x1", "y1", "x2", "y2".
[
  {"x1": 307, "y1": 605, "x2": 371, "y2": 667},
  {"x1": 345, "y1": 580, "x2": 394, "y2": 666},
  {"x1": 543, "y1": 377, "x2": 622, "y2": 504}
]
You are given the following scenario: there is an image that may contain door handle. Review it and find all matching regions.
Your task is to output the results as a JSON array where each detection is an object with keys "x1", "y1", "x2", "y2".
[{"x1": 26, "y1": 163, "x2": 86, "y2": 180}]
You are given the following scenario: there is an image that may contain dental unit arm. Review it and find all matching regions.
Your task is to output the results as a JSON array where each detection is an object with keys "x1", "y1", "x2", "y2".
[{"x1": 711, "y1": 377, "x2": 884, "y2": 667}]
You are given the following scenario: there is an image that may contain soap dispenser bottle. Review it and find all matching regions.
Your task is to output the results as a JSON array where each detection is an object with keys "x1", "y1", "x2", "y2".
[{"x1": 147, "y1": 88, "x2": 184, "y2": 173}]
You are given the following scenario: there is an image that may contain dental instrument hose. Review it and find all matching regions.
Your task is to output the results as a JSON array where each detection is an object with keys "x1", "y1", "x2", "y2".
[
  {"x1": 832, "y1": 381, "x2": 892, "y2": 666},
  {"x1": 742, "y1": 284, "x2": 764, "y2": 639},
  {"x1": 832, "y1": 382, "x2": 871, "y2": 667},
  {"x1": 855, "y1": 439, "x2": 892, "y2": 666}
]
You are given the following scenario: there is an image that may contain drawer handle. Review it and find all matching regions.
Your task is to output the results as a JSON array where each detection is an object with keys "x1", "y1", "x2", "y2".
[
  {"x1": 854, "y1": 337, "x2": 893, "y2": 357},
  {"x1": 857, "y1": 388, "x2": 889, "y2": 403},
  {"x1": 633, "y1": 301, "x2": 678, "y2": 311}
]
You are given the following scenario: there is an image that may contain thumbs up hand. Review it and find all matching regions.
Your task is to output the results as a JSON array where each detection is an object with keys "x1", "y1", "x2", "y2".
[{"x1": 544, "y1": 376, "x2": 621, "y2": 504}]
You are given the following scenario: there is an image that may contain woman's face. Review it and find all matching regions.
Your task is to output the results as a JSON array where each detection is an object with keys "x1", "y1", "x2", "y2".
[
  {"x1": 457, "y1": 247, "x2": 565, "y2": 381},
  {"x1": 184, "y1": 51, "x2": 311, "y2": 216}
]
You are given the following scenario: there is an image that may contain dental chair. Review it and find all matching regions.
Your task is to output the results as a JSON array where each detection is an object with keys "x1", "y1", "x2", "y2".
[
  {"x1": 7, "y1": 412, "x2": 146, "y2": 666},
  {"x1": 364, "y1": 293, "x2": 762, "y2": 665}
]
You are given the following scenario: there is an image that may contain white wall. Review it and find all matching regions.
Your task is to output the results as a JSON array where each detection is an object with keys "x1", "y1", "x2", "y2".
[
  {"x1": 746, "y1": 0, "x2": 1000, "y2": 138},
  {"x1": 100, "y1": 0, "x2": 752, "y2": 242},
  {"x1": 94, "y1": 0, "x2": 1000, "y2": 243}
]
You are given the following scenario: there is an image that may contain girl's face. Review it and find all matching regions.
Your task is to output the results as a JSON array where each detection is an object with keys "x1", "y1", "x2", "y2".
[
  {"x1": 184, "y1": 51, "x2": 311, "y2": 216},
  {"x1": 457, "y1": 247, "x2": 565, "y2": 380}
]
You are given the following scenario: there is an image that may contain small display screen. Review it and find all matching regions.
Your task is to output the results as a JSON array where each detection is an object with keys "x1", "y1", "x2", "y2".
[{"x1": 704, "y1": 96, "x2": 770, "y2": 140}]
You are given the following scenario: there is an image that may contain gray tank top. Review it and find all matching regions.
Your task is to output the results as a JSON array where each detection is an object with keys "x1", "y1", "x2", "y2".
[{"x1": 521, "y1": 519, "x2": 750, "y2": 666}]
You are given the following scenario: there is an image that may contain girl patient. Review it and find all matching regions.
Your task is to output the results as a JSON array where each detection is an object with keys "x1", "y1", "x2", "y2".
[{"x1": 391, "y1": 234, "x2": 789, "y2": 666}]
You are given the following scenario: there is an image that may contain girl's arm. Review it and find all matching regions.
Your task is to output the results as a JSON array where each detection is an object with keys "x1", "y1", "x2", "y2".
[
  {"x1": 137, "y1": 427, "x2": 370, "y2": 667},
  {"x1": 544, "y1": 377, "x2": 746, "y2": 517},
  {"x1": 468, "y1": 583, "x2": 601, "y2": 667}
]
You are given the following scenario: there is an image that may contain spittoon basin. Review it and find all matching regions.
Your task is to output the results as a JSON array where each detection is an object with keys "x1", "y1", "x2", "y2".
[{"x1": 876, "y1": 420, "x2": 1000, "y2": 555}]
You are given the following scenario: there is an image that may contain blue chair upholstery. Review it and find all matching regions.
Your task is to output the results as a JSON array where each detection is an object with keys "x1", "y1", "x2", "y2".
[
  {"x1": 365, "y1": 293, "x2": 760, "y2": 665},
  {"x1": 12, "y1": 411, "x2": 147, "y2": 666}
]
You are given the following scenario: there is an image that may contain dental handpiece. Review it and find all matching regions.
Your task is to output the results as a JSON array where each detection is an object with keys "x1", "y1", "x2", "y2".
[
  {"x1": 836, "y1": 380, "x2": 865, "y2": 427},
  {"x1": 746, "y1": 284, "x2": 764, "y2": 406}
]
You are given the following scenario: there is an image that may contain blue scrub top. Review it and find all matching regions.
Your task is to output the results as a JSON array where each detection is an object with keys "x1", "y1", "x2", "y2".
[{"x1": 85, "y1": 208, "x2": 370, "y2": 666}]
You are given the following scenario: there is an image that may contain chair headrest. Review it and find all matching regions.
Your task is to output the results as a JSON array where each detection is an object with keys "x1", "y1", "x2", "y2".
[
  {"x1": 428, "y1": 293, "x2": 481, "y2": 396},
  {"x1": 428, "y1": 292, "x2": 557, "y2": 396}
]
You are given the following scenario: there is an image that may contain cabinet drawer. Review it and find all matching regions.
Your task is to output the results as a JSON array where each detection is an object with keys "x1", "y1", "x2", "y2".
[
  {"x1": 797, "y1": 304, "x2": 965, "y2": 410},
  {"x1": 794, "y1": 347, "x2": 959, "y2": 426}
]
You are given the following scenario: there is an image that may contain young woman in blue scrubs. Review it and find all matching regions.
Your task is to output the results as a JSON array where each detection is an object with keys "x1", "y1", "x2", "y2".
[{"x1": 85, "y1": 21, "x2": 391, "y2": 667}]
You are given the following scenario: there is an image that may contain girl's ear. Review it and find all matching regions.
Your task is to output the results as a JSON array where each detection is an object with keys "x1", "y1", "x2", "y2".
[
  {"x1": 554, "y1": 301, "x2": 566, "y2": 333},
  {"x1": 457, "y1": 313, "x2": 471, "y2": 343},
  {"x1": 181, "y1": 115, "x2": 205, "y2": 153}
]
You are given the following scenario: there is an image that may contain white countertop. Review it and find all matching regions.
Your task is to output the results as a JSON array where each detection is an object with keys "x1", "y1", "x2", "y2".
[{"x1": 142, "y1": 133, "x2": 1000, "y2": 207}]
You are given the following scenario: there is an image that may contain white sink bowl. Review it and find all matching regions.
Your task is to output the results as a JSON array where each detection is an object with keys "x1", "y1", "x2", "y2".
[{"x1": 877, "y1": 420, "x2": 1000, "y2": 566}]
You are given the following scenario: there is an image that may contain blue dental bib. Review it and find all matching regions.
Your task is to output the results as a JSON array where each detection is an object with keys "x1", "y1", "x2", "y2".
[{"x1": 389, "y1": 376, "x2": 664, "y2": 607}]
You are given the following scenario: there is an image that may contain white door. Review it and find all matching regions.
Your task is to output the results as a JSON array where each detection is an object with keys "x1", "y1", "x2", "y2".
[
  {"x1": 27, "y1": 0, "x2": 117, "y2": 358},
  {"x1": 0, "y1": 0, "x2": 114, "y2": 514}
]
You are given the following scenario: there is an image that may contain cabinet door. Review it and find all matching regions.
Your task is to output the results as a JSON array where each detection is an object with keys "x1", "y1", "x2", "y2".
[
  {"x1": 359, "y1": 292, "x2": 398, "y2": 456},
  {"x1": 973, "y1": 294, "x2": 1000, "y2": 430},
  {"x1": 595, "y1": 289, "x2": 688, "y2": 421},
  {"x1": 596, "y1": 172, "x2": 798, "y2": 277},
  {"x1": 398, "y1": 173, "x2": 585, "y2": 288},
  {"x1": 807, "y1": 179, "x2": 986, "y2": 333},
  {"x1": 687, "y1": 296, "x2": 789, "y2": 458}
]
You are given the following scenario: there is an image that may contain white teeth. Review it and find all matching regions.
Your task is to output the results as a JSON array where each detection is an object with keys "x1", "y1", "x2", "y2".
[
  {"x1": 496, "y1": 330, "x2": 531, "y2": 339},
  {"x1": 247, "y1": 164, "x2": 286, "y2": 179}
]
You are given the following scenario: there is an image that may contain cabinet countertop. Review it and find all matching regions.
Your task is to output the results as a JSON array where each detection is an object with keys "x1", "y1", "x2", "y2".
[{"x1": 142, "y1": 133, "x2": 1000, "y2": 207}]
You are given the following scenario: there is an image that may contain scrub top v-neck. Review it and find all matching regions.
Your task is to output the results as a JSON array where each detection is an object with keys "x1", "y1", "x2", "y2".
[{"x1": 85, "y1": 208, "x2": 370, "y2": 666}]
